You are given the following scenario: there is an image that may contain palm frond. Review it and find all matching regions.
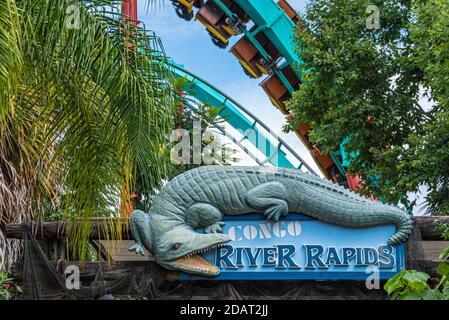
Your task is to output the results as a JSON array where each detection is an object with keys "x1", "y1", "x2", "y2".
[
  {"x1": 0, "y1": 0, "x2": 177, "y2": 268},
  {"x1": 0, "y1": 0, "x2": 22, "y2": 125}
]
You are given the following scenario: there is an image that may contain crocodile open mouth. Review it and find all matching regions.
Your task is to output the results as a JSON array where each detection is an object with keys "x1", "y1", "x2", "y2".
[{"x1": 175, "y1": 242, "x2": 228, "y2": 276}]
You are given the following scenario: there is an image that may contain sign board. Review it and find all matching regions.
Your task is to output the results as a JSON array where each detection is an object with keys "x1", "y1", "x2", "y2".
[{"x1": 179, "y1": 213, "x2": 405, "y2": 280}]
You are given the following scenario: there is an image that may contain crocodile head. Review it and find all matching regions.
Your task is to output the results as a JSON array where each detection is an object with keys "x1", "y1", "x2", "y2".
[{"x1": 152, "y1": 226, "x2": 231, "y2": 276}]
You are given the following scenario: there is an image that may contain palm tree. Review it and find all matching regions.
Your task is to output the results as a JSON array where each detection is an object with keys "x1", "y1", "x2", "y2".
[{"x1": 0, "y1": 0, "x2": 176, "y2": 270}]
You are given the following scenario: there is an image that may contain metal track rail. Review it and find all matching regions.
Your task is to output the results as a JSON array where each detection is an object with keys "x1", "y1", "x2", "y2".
[{"x1": 172, "y1": 63, "x2": 318, "y2": 175}]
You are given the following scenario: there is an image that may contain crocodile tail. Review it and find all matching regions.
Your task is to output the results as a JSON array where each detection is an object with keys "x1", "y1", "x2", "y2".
[
  {"x1": 383, "y1": 207, "x2": 413, "y2": 245},
  {"x1": 299, "y1": 183, "x2": 414, "y2": 245}
]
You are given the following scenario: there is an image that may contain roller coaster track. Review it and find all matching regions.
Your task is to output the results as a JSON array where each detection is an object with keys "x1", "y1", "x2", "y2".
[
  {"x1": 122, "y1": 0, "x2": 350, "y2": 186},
  {"x1": 171, "y1": 63, "x2": 318, "y2": 175},
  {"x1": 166, "y1": 0, "x2": 350, "y2": 184}
]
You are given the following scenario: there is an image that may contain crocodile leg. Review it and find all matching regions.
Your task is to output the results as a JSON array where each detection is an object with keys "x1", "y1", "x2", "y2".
[
  {"x1": 186, "y1": 202, "x2": 225, "y2": 234},
  {"x1": 246, "y1": 182, "x2": 288, "y2": 222},
  {"x1": 128, "y1": 210, "x2": 152, "y2": 255}
]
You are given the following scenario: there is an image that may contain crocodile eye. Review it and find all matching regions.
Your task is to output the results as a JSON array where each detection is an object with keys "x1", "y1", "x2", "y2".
[{"x1": 173, "y1": 243, "x2": 181, "y2": 250}]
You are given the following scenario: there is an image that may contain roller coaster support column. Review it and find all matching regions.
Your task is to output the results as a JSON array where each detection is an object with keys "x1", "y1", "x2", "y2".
[
  {"x1": 122, "y1": 0, "x2": 138, "y2": 23},
  {"x1": 121, "y1": 0, "x2": 139, "y2": 217}
]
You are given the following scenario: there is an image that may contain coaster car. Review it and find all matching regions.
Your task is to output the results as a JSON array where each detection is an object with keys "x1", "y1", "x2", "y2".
[
  {"x1": 261, "y1": 65, "x2": 337, "y2": 177},
  {"x1": 230, "y1": 0, "x2": 299, "y2": 79},
  {"x1": 171, "y1": 0, "x2": 205, "y2": 21},
  {"x1": 231, "y1": 27, "x2": 281, "y2": 78},
  {"x1": 260, "y1": 65, "x2": 300, "y2": 114},
  {"x1": 195, "y1": 0, "x2": 248, "y2": 49}
]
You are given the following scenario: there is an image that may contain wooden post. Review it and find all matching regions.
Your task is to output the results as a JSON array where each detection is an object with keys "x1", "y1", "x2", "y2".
[{"x1": 57, "y1": 239, "x2": 66, "y2": 260}]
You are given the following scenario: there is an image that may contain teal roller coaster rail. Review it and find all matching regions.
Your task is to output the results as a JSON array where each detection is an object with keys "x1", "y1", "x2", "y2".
[
  {"x1": 171, "y1": 63, "x2": 318, "y2": 175},
  {"x1": 210, "y1": 0, "x2": 348, "y2": 176},
  {"x1": 126, "y1": 0, "x2": 348, "y2": 182},
  {"x1": 168, "y1": 0, "x2": 350, "y2": 179},
  {"x1": 211, "y1": 0, "x2": 301, "y2": 93}
]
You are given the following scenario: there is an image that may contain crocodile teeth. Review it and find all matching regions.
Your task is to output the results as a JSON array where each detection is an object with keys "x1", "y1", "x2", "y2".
[
  {"x1": 182, "y1": 241, "x2": 228, "y2": 260},
  {"x1": 176, "y1": 255, "x2": 220, "y2": 276}
]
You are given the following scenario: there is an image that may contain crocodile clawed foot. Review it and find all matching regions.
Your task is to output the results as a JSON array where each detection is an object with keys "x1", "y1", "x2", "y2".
[
  {"x1": 264, "y1": 203, "x2": 288, "y2": 222},
  {"x1": 129, "y1": 243, "x2": 146, "y2": 256},
  {"x1": 205, "y1": 222, "x2": 225, "y2": 234}
]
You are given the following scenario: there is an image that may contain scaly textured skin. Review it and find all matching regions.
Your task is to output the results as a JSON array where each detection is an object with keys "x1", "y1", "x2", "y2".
[{"x1": 129, "y1": 166, "x2": 413, "y2": 276}]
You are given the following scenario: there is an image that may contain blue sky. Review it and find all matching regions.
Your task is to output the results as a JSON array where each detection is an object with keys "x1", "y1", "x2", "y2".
[{"x1": 137, "y1": 0, "x2": 319, "y2": 172}]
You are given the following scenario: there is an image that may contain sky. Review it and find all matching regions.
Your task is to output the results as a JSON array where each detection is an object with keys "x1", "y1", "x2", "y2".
[{"x1": 137, "y1": 0, "x2": 318, "y2": 172}]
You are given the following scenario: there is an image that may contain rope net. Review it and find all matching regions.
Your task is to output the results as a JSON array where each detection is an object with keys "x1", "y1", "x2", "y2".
[{"x1": 20, "y1": 225, "x2": 427, "y2": 300}]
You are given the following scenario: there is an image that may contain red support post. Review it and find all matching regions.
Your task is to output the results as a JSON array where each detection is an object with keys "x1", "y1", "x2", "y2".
[
  {"x1": 122, "y1": 0, "x2": 138, "y2": 23},
  {"x1": 120, "y1": 0, "x2": 138, "y2": 217}
]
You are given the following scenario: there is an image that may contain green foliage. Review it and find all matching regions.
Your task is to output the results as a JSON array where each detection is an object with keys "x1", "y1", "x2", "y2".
[
  {"x1": 0, "y1": 0, "x2": 177, "y2": 267},
  {"x1": 68, "y1": 241, "x2": 98, "y2": 261},
  {"x1": 384, "y1": 265, "x2": 449, "y2": 300},
  {"x1": 405, "y1": 0, "x2": 449, "y2": 215},
  {"x1": 287, "y1": 0, "x2": 449, "y2": 214},
  {"x1": 439, "y1": 247, "x2": 449, "y2": 261},
  {"x1": 435, "y1": 221, "x2": 449, "y2": 241},
  {"x1": 132, "y1": 78, "x2": 237, "y2": 211},
  {"x1": 170, "y1": 78, "x2": 237, "y2": 175},
  {"x1": 384, "y1": 270, "x2": 430, "y2": 299},
  {"x1": 0, "y1": 272, "x2": 22, "y2": 300},
  {"x1": 385, "y1": 223, "x2": 449, "y2": 300}
]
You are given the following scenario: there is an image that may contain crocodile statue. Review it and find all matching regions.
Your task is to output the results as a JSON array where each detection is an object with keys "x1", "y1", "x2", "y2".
[{"x1": 129, "y1": 166, "x2": 412, "y2": 276}]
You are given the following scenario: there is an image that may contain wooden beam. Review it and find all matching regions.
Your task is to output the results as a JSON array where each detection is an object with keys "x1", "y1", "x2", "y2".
[
  {"x1": 412, "y1": 216, "x2": 449, "y2": 241},
  {"x1": 5, "y1": 219, "x2": 133, "y2": 240},
  {"x1": 11, "y1": 261, "x2": 152, "y2": 282},
  {"x1": 5, "y1": 216, "x2": 449, "y2": 240}
]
